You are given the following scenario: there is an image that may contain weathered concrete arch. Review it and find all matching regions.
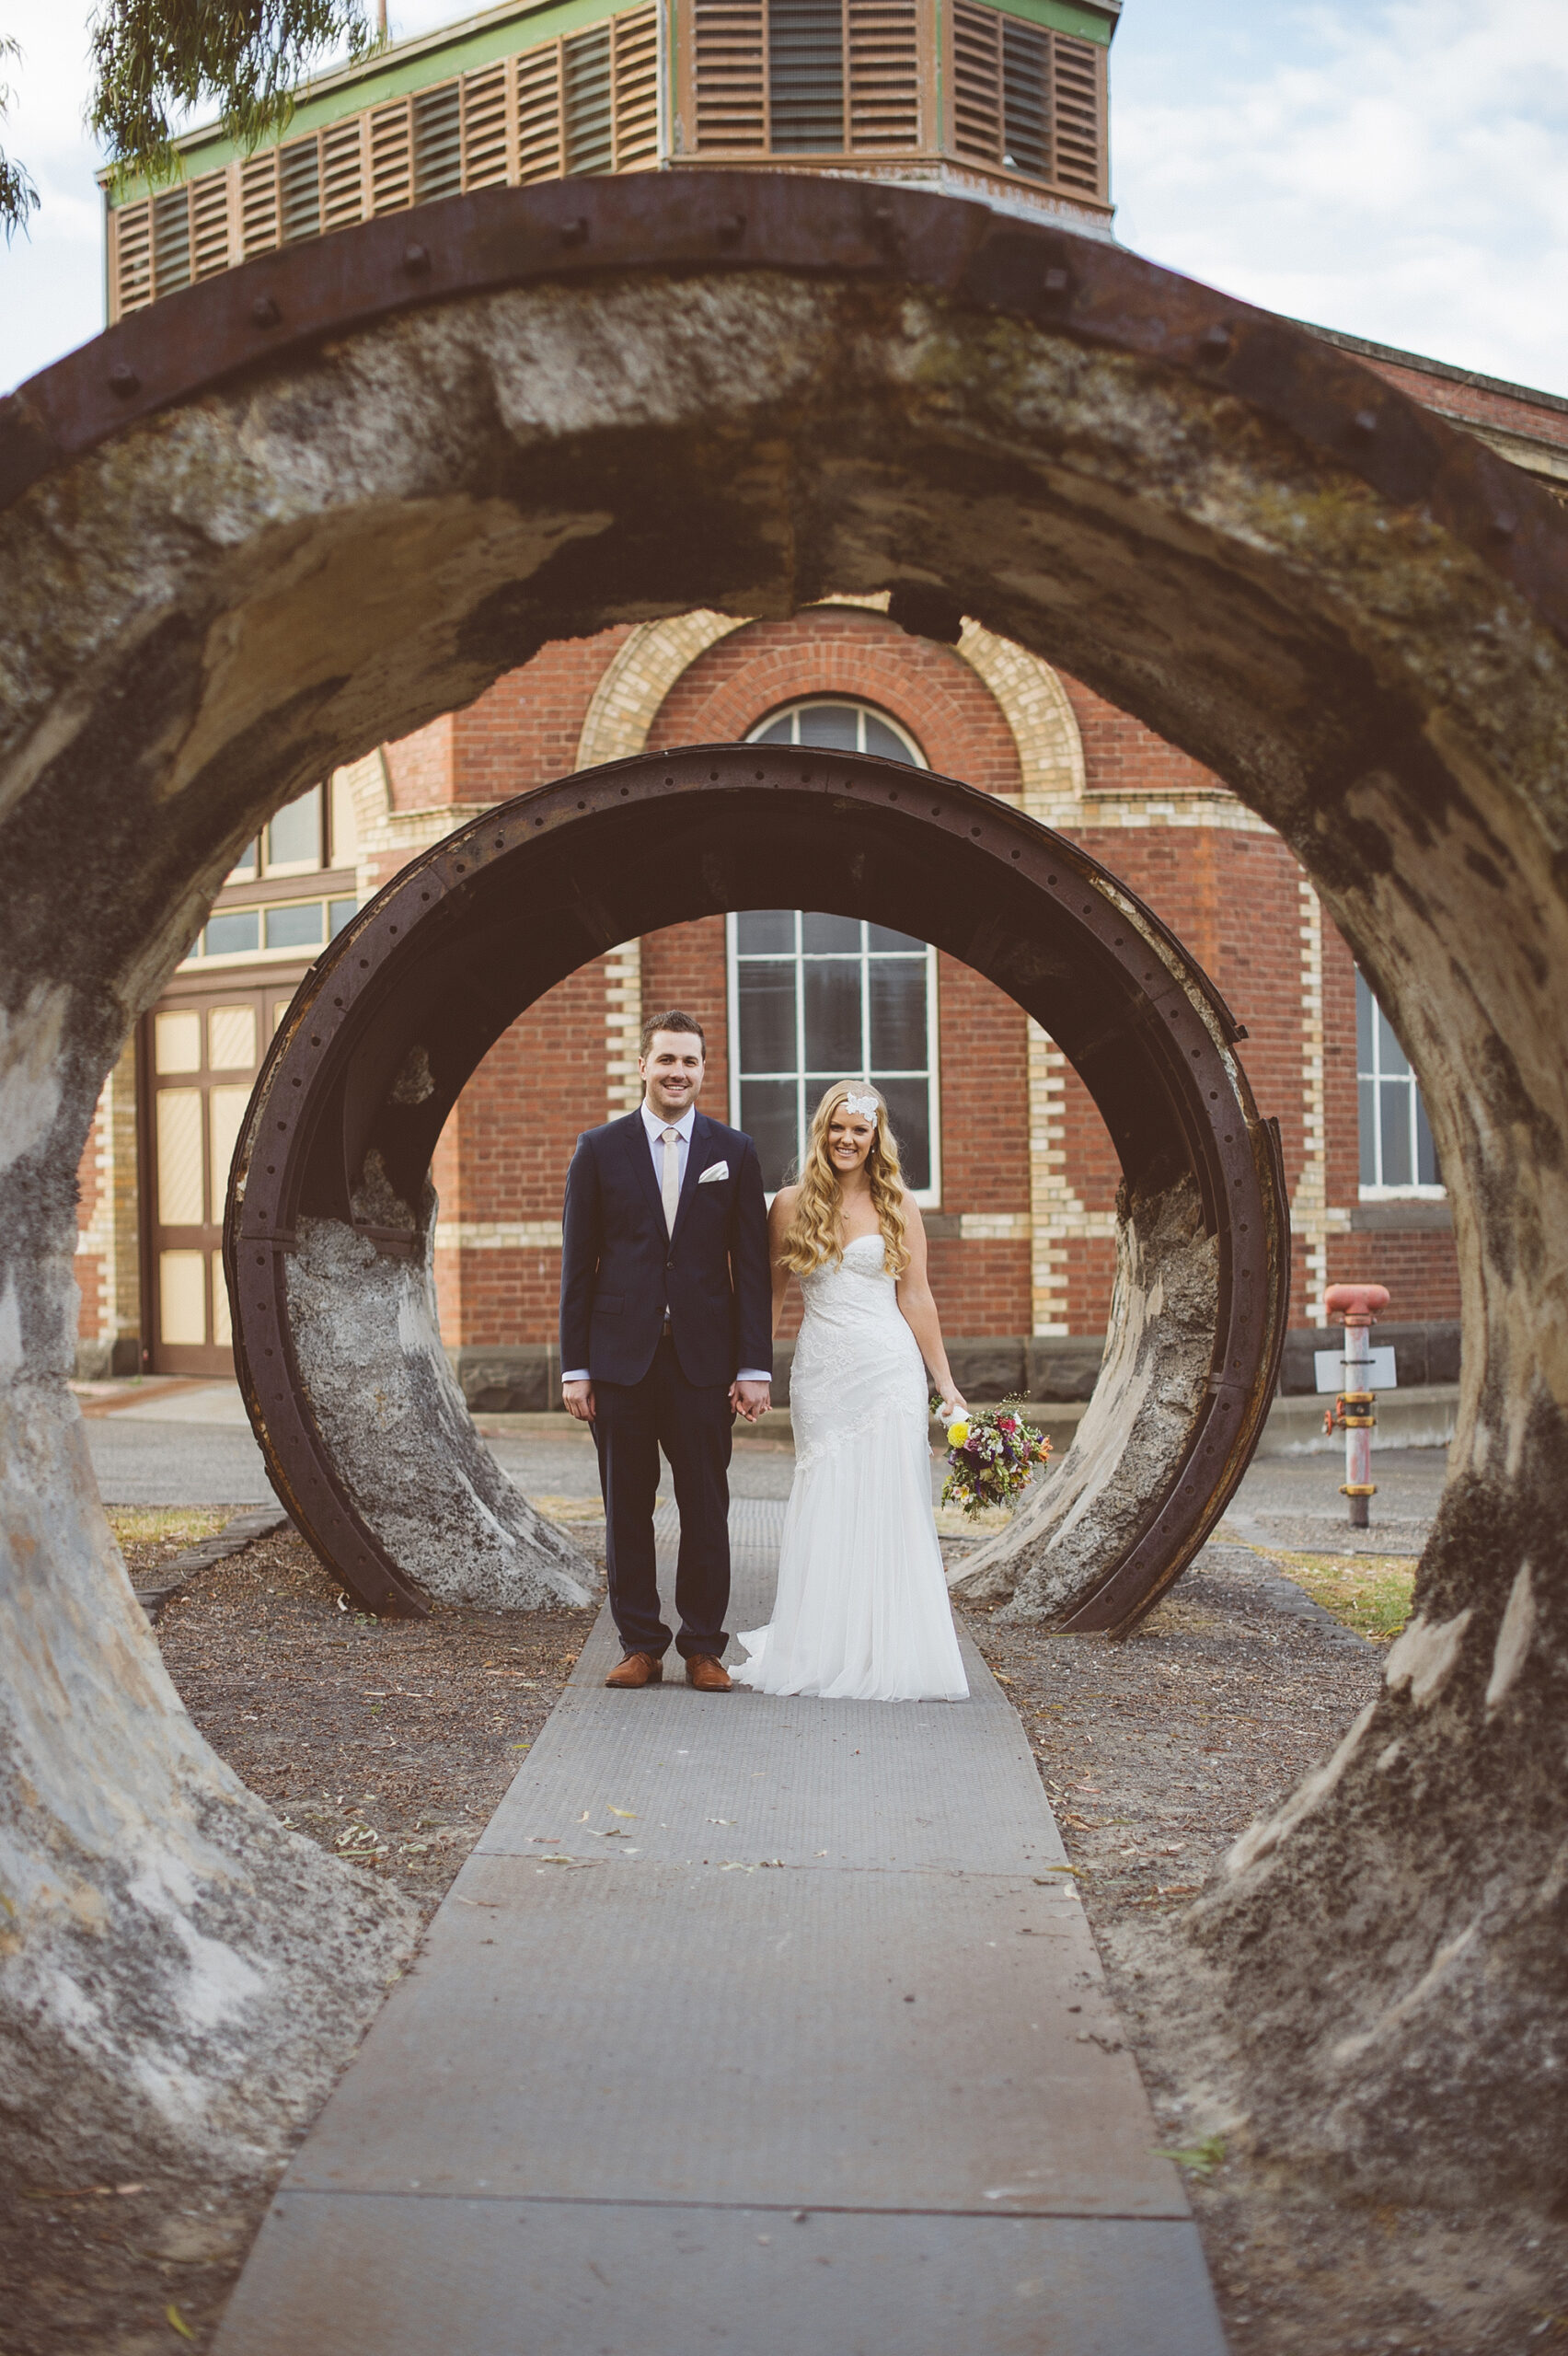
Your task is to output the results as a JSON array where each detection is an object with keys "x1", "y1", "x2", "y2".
[
  {"x1": 3, "y1": 173, "x2": 1566, "y2": 2204},
  {"x1": 229, "y1": 744, "x2": 1286, "y2": 1629}
]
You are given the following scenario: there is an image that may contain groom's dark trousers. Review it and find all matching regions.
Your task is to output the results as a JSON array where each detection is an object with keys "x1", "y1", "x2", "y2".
[{"x1": 559, "y1": 1111, "x2": 771, "y2": 1660}]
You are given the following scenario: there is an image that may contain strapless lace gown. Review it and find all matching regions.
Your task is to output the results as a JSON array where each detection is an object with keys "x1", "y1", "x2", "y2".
[{"x1": 732, "y1": 1234, "x2": 969, "y2": 1702}]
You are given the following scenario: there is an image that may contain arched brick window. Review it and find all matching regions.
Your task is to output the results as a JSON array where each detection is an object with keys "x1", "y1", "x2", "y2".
[{"x1": 729, "y1": 699, "x2": 940, "y2": 1199}]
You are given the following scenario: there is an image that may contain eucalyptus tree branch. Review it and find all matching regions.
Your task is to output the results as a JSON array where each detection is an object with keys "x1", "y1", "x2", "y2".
[
  {"x1": 0, "y1": 38, "x2": 40, "y2": 242},
  {"x1": 88, "y1": 0, "x2": 376, "y2": 191}
]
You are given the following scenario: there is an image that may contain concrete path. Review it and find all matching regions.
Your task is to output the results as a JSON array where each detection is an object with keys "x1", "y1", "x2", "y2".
[{"x1": 213, "y1": 1501, "x2": 1228, "y2": 2355}]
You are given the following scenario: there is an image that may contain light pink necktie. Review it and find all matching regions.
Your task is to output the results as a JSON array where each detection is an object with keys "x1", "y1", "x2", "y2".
[{"x1": 661, "y1": 1126, "x2": 681, "y2": 1235}]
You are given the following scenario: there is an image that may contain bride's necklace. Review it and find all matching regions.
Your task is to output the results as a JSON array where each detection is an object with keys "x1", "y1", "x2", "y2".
[{"x1": 838, "y1": 1185, "x2": 880, "y2": 1247}]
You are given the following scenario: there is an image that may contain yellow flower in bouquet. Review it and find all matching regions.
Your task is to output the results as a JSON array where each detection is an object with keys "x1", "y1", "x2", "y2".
[{"x1": 931, "y1": 1396, "x2": 1052, "y2": 1519}]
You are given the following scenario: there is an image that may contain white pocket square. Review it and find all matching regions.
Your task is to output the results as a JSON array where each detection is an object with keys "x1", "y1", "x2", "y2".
[{"x1": 698, "y1": 1160, "x2": 729, "y2": 1184}]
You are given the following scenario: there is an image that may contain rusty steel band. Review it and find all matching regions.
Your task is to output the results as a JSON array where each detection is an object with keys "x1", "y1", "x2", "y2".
[
  {"x1": 224, "y1": 745, "x2": 1289, "y2": 1633},
  {"x1": 4, "y1": 173, "x2": 1562, "y2": 635}
]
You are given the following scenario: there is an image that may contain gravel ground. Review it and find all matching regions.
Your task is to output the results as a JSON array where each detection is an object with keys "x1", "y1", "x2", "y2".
[
  {"x1": 1, "y1": 1516, "x2": 601, "y2": 2356},
  {"x1": 960, "y1": 1534, "x2": 1568, "y2": 2356}
]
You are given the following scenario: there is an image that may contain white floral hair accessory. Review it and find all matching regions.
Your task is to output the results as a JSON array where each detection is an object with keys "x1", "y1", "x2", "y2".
[{"x1": 842, "y1": 1090, "x2": 881, "y2": 1120}]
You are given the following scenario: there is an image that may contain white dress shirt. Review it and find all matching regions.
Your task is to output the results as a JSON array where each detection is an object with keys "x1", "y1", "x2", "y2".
[{"x1": 561, "y1": 1102, "x2": 769, "y2": 1386}]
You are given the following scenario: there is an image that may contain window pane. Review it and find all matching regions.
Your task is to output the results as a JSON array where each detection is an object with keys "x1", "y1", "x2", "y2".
[
  {"x1": 740, "y1": 1080, "x2": 799, "y2": 1193},
  {"x1": 756, "y1": 717, "x2": 793, "y2": 745},
  {"x1": 736, "y1": 909, "x2": 795, "y2": 954},
  {"x1": 737, "y1": 959, "x2": 798, "y2": 1074},
  {"x1": 801, "y1": 911, "x2": 859, "y2": 953},
  {"x1": 863, "y1": 713, "x2": 916, "y2": 764},
  {"x1": 329, "y1": 897, "x2": 358, "y2": 938},
  {"x1": 1355, "y1": 970, "x2": 1374, "y2": 1074},
  {"x1": 267, "y1": 786, "x2": 322, "y2": 870},
  {"x1": 796, "y1": 703, "x2": 859, "y2": 752},
  {"x1": 876, "y1": 1076, "x2": 929, "y2": 1192},
  {"x1": 1416, "y1": 1093, "x2": 1440, "y2": 1186},
  {"x1": 265, "y1": 901, "x2": 326, "y2": 950},
  {"x1": 159, "y1": 1251, "x2": 206, "y2": 1346},
  {"x1": 1379, "y1": 1079, "x2": 1412, "y2": 1187},
  {"x1": 208, "y1": 1005, "x2": 256, "y2": 1070},
  {"x1": 154, "y1": 1011, "x2": 202, "y2": 1075},
  {"x1": 867, "y1": 922, "x2": 925, "y2": 953},
  {"x1": 803, "y1": 958, "x2": 861, "y2": 1070},
  {"x1": 226, "y1": 838, "x2": 259, "y2": 883},
  {"x1": 869, "y1": 960, "x2": 927, "y2": 1069},
  {"x1": 1375, "y1": 1001, "x2": 1409, "y2": 1078},
  {"x1": 204, "y1": 909, "x2": 259, "y2": 955},
  {"x1": 1358, "y1": 1078, "x2": 1378, "y2": 1187},
  {"x1": 156, "y1": 1090, "x2": 205, "y2": 1225}
]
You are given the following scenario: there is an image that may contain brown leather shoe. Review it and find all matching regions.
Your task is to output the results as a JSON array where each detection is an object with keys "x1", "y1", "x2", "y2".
[
  {"x1": 605, "y1": 1651, "x2": 663, "y2": 1689},
  {"x1": 686, "y1": 1654, "x2": 732, "y2": 1692}
]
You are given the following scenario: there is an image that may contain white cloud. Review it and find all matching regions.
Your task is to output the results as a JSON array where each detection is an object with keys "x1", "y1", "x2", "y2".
[
  {"x1": 1112, "y1": 0, "x2": 1568, "y2": 394},
  {"x1": 0, "y1": 9, "x2": 108, "y2": 387}
]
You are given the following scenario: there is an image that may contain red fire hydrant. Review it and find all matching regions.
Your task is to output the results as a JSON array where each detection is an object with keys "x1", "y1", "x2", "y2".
[{"x1": 1322, "y1": 1282, "x2": 1390, "y2": 1528}]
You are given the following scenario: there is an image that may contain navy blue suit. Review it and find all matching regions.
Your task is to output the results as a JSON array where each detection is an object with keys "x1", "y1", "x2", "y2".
[{"x1": 559, "y1": 1111, "x2": 771, "y2": 1659}]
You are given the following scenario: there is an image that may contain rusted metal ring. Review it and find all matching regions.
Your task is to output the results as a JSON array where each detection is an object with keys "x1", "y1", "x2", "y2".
[
  {"x1": 225, "y1": 745, "x2": 1288, "y2": 1631},
  {"x1": 4, "y1": 174, "x2": 1563, "y2": 639}
]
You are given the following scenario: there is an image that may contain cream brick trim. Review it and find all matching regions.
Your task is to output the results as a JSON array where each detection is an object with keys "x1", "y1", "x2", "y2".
[
  {"x1": 75, "y1": 1038, "x2": 141, "y2": 1345},
  {"x1": 953, "y1": 622, "x2": 1084, "y2": 822},
  {"x1": 1077, "y1": 793, "x2": 1273, "y2": 836},
  {"x1": 605, "y1": 939, "x2": 643, "y2": 1115},
  {"x1": 1025, "y1": 1021, "x2": 1118, "y2": 1336},
  {"x1": 1291, "y1": 877, "x2": 1352, "y2": 1328},
  {"x1": 958, "y1": 1211, "x2": 1032, "y2": 1241},
  {"x1": 575, "y1": 612, "x2": 746, "y2": 767},
  {"x1": 432, "y1": 1220, "x2": 564, "y2": 1251}
]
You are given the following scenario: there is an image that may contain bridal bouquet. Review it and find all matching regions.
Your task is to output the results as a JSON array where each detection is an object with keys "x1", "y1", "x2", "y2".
[{"x1": 932, "y1": 1398, "x2": 1052, "y2": 1518}]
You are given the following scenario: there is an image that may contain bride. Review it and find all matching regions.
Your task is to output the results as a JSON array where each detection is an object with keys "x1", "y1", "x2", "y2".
[{"x1": 732, "y1": 1083, "x2": 971, "y2": 1703}]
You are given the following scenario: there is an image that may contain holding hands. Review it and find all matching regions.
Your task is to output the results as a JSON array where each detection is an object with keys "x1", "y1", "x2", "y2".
[{"x1": 731, "y1": 1379, "x2": 771, "y2": 1425}]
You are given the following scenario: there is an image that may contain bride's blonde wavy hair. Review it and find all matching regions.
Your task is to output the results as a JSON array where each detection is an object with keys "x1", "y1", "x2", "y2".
[{"x1": 778, "y1": 1082, "x2": 910, "y2": 1278}]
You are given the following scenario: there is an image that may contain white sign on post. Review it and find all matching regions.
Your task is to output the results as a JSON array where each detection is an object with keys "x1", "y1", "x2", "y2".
[{"x1": 1314, "y1": 1346, "x2": 1398, "y2": 1394}]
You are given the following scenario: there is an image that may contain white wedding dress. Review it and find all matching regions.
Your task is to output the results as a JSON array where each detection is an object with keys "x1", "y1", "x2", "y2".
[{"x1": 732, "y1": 1233, "x2": 969, "y2": 1702}]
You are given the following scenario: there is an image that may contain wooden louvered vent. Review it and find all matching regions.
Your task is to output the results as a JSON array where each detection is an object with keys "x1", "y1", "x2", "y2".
[
  {"x1": 107, "y1": 4, "x2": 659, "y2": 320},
  {"x1": 688, "y1": 0, "x2": 923, "y2": 154},
  {"x1": 950, "y1": 8, "x2": 1106, "y2": 199}
]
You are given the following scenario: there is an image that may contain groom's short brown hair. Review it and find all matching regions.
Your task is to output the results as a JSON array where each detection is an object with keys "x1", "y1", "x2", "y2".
[{"x1": 640, "y1": 1009, "x2": 707, "y2": 1057}]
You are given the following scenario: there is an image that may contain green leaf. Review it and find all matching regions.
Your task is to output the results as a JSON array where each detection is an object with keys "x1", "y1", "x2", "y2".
[
  {"x1": 89, "y1": 0, "x2": 378, "y2": 191},
  {"x1": 1151, "y1": 2132, "x2": 1227, "y2": 2178},
  {"x1": 167, "y1": 2305, "x2": 196, "y2": 2341}
]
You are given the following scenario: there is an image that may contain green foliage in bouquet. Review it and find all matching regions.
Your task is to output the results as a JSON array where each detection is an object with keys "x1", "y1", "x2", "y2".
[{"x1": 931, "y1": 1395, "x2": 1052, "y2": 1519}]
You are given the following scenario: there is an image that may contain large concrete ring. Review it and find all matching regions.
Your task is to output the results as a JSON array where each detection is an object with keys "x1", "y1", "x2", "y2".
[{"x1": 225, "y1": 742, "x2": 1288, "y2": 1634}]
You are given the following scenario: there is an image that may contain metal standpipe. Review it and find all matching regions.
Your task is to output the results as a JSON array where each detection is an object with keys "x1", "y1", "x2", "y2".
[{"x1": 1323, "y1": 1281, "x2": 1390, "y2": 1529}]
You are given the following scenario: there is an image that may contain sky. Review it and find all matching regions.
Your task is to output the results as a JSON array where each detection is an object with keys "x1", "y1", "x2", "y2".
[{"x1": 3, "y1": 0, "x2": 1567, "y2": 396}]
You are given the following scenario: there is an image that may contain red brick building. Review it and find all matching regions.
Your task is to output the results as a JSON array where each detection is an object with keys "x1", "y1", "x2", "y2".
[{"x1": 75, "y1": 0, "x2": 1568, "y2": 1406}]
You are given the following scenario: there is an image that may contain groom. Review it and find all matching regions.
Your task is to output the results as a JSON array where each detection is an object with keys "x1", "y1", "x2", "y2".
[{"x1": 559, "y1": 1011, "x2": 772, "y2": 1690}]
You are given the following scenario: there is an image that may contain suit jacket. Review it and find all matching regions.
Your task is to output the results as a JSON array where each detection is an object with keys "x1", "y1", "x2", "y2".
[{"x1": 559, "y1": 1110, "x2": 773, "y2": 1389}]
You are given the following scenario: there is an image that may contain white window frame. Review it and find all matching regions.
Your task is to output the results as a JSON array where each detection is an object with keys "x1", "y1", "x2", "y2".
[
  {"x1": 732, "y1": 698, "x2": 940, "y2": 1203},
  {"x1": 747, "y1": 696, "x2": 926, "y2": 764},
  {"x1": 179, "y1": 893, "x2": 360, "y2": 971},
  {"x1": 725, "y1": 913, "x2": 942, "y2": 1207},
  {"x1": 1356, "y1": 970, "x2": 1445, "y2": 1199},
  {"x1": 262, "y1": 782, "x2": 328, "y2": 879}
]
